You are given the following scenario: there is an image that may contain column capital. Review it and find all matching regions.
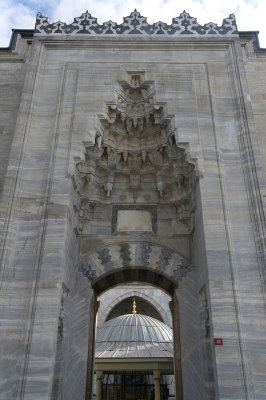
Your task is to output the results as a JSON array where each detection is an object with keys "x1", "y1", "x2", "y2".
[
  {"x1": 96, "y1": 370, "x2": 103, "y2": 379},
  {"x1": 153, "y1": 370, "x2": 160, "y2": 379}
]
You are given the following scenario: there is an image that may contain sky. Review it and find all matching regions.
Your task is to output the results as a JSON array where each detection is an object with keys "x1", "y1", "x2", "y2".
[{"x1": 0, "y1": 0, "x2": 265, "y2": 48}]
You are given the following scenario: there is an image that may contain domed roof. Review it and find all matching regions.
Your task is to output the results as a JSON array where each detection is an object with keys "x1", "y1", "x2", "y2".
[{"x1": 95, "y1": 314, "x2": 173, "y2": 358}]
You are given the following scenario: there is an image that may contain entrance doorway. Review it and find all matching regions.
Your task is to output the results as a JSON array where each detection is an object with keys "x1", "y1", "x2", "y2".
[{"x1": 85, "y1": 268, "x2": 183, "y2": 400}]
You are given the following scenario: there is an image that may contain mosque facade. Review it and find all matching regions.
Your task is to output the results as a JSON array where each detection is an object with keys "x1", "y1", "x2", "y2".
[{"x1": 0, "y1": 9, "x2": 266, "y2": 400}]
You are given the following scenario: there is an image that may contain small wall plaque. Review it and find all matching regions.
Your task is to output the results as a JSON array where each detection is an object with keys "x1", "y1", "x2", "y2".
[
  {"x1": 112, "y1": 205, "x2": 157, "y2": 235},
  {"x1": 117, "y1": 210, "x2": 152, "y2": 232},
  {"x1": 214, "y1": 338, "x2": 223, "y2": 345}
]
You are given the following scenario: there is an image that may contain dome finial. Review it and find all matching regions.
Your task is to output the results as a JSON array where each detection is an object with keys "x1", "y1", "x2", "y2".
[{"x1": 132, "y1": 297, "x2": 137, "y2": 314}]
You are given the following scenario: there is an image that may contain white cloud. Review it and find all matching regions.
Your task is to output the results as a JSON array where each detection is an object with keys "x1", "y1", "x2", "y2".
[
  {"x1": 0, "y1": 0, "x2": 266, "y2": 48},
  {"x1": 0, "y1": 0, "x2": 36, "y2": 47}
]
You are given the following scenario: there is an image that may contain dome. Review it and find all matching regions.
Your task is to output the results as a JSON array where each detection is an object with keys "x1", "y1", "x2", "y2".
[{"x1": 95, "y1": 314, "x2": 173, "y2": 358}]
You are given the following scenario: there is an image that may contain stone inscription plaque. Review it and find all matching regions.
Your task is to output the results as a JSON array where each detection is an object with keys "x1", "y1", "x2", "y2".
[
  {"x1": 117, "y1": 210, "x2": 152, "y2": 232},
  {"x1": 112, "y1": 205, "x2": 157, "y2": 234}
]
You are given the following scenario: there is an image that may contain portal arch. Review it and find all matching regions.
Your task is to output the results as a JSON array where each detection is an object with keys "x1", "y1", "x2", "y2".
[
  {"x1": 82, "y1": 266, "x2": 183, "y2": 400},
  {"x1": 98, "y1": 291, "x2": 170, "y2": 326}
]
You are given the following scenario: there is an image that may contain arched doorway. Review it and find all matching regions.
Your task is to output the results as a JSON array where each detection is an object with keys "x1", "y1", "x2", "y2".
[
  {"x1": 67, "y1": 70, "x2": 204, "y2": 399},
  {"x1": 83, "y1": 266, "x2": 183, "y2": 400}
]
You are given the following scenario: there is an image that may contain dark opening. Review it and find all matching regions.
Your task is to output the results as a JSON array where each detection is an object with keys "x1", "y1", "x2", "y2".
[
  {"x1": 101, "y1": 372, "x2": 169, "y2": 400},
  {"x1": 92, "y1": 267, "x2": 177, "y2": 296}
]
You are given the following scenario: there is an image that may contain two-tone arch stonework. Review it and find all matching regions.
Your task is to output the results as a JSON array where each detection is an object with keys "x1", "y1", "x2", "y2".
[{"x1": 77, "y1": 242, "x2": 192, "y2": 285}]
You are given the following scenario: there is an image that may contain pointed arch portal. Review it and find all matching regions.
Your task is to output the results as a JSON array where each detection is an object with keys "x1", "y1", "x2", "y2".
[
  {"x1": 83, "y1": 269, "x2": 183, "y2": 400},
  {"x1": 75, "y1": 241, "x2": 192, "y2": 400}
]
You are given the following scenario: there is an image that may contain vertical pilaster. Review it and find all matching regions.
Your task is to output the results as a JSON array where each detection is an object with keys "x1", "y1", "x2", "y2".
[
  {"x1": 169, "y1": 296, "x2": 183, "y2": 400},
  {"x1": 85, "y1": 294, "x2": 99, "y2": 400}
]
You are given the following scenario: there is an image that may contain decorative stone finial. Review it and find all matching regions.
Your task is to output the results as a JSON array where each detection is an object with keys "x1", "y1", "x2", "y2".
[{"x1": 132, "y1": 298, "x2": 137, "y2": 314}]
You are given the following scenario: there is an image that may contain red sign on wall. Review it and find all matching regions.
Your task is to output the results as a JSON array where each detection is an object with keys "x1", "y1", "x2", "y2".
[{"x1": 214, "y1": 338, "x2": 223, "y2": 345}]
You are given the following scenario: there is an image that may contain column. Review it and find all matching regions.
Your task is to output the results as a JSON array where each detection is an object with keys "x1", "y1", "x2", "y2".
[
  {"x1": 96, "y1": 371, "x2": 103, "y2": 400},
  {"x1": 114, "y1": 374, "x2": 118, "y2": 399},
  {"x1": 154, "y1": 370, "x2": 160, "y2": 400},
  {"x1": 85, "y1": 295, "x2": 100, "y2": 400}
]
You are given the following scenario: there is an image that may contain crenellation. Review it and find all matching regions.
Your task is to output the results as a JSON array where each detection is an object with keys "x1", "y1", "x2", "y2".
[{"x1": 35, "y1": 10, "x2": 238, "y2": 37}]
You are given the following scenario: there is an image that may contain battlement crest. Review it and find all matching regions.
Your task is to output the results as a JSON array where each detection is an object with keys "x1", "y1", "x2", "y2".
[{"x1": 35, "y1": 9, "x2": 238, "y2": 36}]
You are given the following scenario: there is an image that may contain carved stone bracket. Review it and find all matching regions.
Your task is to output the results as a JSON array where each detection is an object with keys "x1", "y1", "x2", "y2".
[
  {"x1": 174, "y1": 194, "x2": 196, "y2": 232},
  {"x1": 35, "y1": 10, "x2": 238, "y2": 36},
  {"x1": 72, "y1": 192, "x2": 97, "y2": 233}
]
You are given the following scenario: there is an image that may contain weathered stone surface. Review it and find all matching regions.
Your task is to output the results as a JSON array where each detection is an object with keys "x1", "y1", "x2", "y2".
[
  {"x1": 117, "y1": 210, "x2": 152, "y2": 232},
  {"x1": 0, "y1": 11, "x2": 265, "y2": 400}
]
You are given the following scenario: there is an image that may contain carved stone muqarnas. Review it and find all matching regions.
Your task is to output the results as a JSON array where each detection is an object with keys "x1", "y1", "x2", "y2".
[{"x1": 72, "y1": 73, "x2": 196, "y2": 233}]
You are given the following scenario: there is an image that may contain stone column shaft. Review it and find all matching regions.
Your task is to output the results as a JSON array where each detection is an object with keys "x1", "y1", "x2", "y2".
[
  {"x1": 154, "y1": 370, "x2": 160, "y2": 400},
  {"x1": 96, "y1": 371, "x2": 102, "y2": 400}
]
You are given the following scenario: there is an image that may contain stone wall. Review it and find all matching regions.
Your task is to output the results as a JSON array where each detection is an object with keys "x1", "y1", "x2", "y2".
[
  {"x1": 0, "y1": 34, "x2": 31, "y2": 195},
  {"x1": 241, "y1": 33, "x2": 266, "y2": 181},
  {"x1": 0, "y1": 14, "x2": 265, "y2": 400}
]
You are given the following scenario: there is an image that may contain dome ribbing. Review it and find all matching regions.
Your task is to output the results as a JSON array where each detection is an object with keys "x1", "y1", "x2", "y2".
[{"x1": 95, "y1": 314, "x2": 173, "y2": 358}]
